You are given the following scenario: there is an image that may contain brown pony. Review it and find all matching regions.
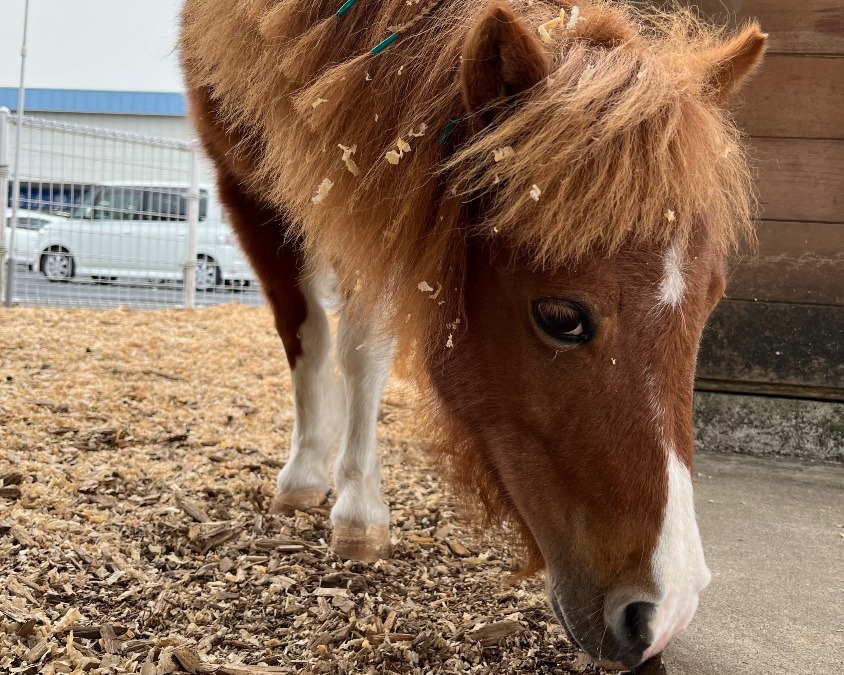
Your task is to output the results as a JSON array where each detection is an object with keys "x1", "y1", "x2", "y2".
[{"x1": 179, "y1": 0, "x2": 766, "y2": 668}]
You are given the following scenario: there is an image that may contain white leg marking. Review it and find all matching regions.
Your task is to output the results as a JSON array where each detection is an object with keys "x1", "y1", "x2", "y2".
[
  {"x1": 331, "y1": 312, "x2": 395, "y2": 530},
  {"x1": 644, "y1": 450, "x2": 711, "y2": 660},
  {"x1": 658, "y1": 240, "x2": 686, "y2": 309},
  {"x1": 275, "y1": 267, "x2": 346, "y2": 500}
]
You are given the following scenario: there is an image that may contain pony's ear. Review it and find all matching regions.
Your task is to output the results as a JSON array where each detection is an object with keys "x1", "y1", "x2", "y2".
[
  {"x1": 461, "y1": 2, "x2": 549, "y2": 126},
  {"x1": 702, "y1": 22, "x2": 768, "y2": 105}
]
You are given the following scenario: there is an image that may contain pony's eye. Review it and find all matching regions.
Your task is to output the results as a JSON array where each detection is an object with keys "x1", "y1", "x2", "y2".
[{"x1": 531, "y1": 299, "x2": 592, "y2": 345}]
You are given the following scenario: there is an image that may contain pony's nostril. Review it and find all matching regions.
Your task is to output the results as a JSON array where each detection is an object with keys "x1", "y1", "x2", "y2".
[{"x1": 622, "y1": 601, "x2": 656, "y2": 649}]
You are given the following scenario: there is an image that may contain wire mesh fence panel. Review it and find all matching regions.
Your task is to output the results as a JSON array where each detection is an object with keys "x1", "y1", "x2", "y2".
[{"x1": 1, "y1": 109, "x2": 262, "y2": 309}]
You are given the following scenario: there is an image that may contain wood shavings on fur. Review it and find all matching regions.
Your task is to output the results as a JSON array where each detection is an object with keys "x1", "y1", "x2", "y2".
[
  {"x1": 311, "y1": 97, "x2": 328, "y2": 109},
  {"x1": 418, "y1": 281, "x2": 434, "y2": 292},
  {"x1": 446, "y1": 334, "x2": 454, "y2": 348},
  {"x1": 338, "y1": 144, "x2": 361, "y2": 176},
  {"x1": 665, "y1": 210, "x2": 676, "y2": 222},
  {"x1": 538, "y1": 8, "x2": 566, "y2": 43},
  {"x1": 566, "y1": 6, "x2": 580, "y2": 29},
  {"x1": 577, "y1": 65, "x2": 596, "y2": 89},
  {"x1": 408, "y1": 124, "x2": 428, "y2": 138},
  {"x1": 311, "y1": 178, "x2": 334, "y2": 204},
  {"x1": 386, "y1": 138, "x2": 411, "y2": 165},
  {"x1": 493, "y1": 146, "x2": 515, "y2": 163},
  {"x1": 530, "y1": 185, "x2": 542, "y2": 201}
]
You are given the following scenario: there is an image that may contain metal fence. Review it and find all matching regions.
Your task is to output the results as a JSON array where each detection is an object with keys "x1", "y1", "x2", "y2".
[{"x1": 0, "y1": 107, "x2": 262, "y2": 309}]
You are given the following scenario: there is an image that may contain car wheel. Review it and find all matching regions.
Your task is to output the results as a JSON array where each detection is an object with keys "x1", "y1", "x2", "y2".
[
  {"x1": 195, "y1": 255, "x2": 220, "y2": 291},
  {"x1": 41, "y1": 248, "x2": 74, "y2": 282}
]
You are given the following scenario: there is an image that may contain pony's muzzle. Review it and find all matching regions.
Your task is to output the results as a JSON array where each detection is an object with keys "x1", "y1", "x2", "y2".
[
  {"x1": 603, "y1": 573, "x2": 710, "y2": 668},
  {"x1": 551, "y1": 578, "x2": 708, "y2": 670}
]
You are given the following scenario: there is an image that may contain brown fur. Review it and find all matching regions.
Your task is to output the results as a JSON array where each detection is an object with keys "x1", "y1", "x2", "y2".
[{"x1": 179, "y1": 0, "x2": 765, "y2": 579}]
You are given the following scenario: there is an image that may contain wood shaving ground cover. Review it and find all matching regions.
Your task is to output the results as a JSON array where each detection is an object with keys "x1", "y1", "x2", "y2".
[{"x1": 1, "y1": 305, "x2": 627, "y2": 674}]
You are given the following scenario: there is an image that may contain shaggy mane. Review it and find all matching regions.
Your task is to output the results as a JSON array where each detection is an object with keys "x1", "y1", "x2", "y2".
[{"x1": 180, "y1": 0, "x2": 756, "y2": 571}]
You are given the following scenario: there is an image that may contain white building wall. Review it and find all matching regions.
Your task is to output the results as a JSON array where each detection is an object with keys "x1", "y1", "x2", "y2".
[{"x1": 29, "y1": 113, "x2": 195, "y2": 140}]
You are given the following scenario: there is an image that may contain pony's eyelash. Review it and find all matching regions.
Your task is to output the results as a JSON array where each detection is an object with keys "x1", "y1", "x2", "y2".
[{"x1": 538, "y1": 302, "x2": 580, "y2": 326}]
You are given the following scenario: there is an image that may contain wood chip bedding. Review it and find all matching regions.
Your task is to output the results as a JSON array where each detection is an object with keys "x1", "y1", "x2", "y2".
[{"x1": 1, "y1": 305, "x2": 648, "y2": 674}]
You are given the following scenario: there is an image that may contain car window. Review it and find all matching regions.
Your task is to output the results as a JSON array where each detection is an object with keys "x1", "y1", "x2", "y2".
[
  {"x1": 145, "y1": 189, "x2": 184, "y2": 221},
  {"x1": 142, "y1": 188, "x2": 209, "y2": 222},
  {"x1": 93, "y1": 188, "x2": 144, "y2": 221}
]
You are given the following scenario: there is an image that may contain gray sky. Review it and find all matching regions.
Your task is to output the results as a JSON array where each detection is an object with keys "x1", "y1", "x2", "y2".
[{"x1": 0, "y1": 0, "x2": 185, "y2": 93}]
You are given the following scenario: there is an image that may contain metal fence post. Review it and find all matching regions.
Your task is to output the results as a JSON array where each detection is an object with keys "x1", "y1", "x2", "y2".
[
  {"x1": 0, "y1": 108, "x2": 10, "y2": 304},
  {"x1": 183, "y1": 143, "x2": 199, "y2": 308}
]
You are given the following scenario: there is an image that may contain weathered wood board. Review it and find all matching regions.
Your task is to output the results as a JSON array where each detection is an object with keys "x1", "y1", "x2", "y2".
[
  {"x1": 694, "y1": 0, "x2": 844, "y2": 55},
  {"x1": 727, "y1": 221, "x2": 844, "y2": 305},
  {"x1": 735, "y1": 55, "x2": 844, "y2": 139},
  {"x1": 752, "y1": 139, "x2": 843, "y2": 223}
]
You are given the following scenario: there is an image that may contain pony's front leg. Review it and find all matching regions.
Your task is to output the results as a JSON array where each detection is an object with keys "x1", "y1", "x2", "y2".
[
  {"x1": 270, "y1": 267, "x2": 346, "y2": 515},
  {"x1": 331, "y1": 312, "x2": 395, "y2": 562}
]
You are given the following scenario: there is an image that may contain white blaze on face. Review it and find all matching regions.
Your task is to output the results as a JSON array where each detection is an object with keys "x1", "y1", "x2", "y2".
[
  {"x1": 658, "y1": 240, "x2": 686, "y2": 309},
  {"x1": 644, "y1": 450, "x2": 711, "y2": 660},
  {"x1": 643, "y1": 244, "x2": 708, "y2": 659}
]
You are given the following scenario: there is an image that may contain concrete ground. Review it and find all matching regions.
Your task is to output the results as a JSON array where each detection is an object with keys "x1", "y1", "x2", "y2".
[{"x1": 662, "y1": 452, "x2": 844, "y2": 674}]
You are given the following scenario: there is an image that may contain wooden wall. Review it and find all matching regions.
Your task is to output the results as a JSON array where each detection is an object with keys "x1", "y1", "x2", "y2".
[{"x1": 691, "y1": 0, "x2": 844, "y2": 400}]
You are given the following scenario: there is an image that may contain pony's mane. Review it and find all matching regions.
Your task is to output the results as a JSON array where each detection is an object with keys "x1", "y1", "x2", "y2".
[
  {"x1": 181, "y1": 0, "x2": 754, "y2": 348},
  {"x1": 180, "y1": 0, "x2": 756, "y2": 570}
]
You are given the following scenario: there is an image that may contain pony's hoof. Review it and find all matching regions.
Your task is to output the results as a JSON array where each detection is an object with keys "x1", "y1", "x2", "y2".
[
  {"x1": 269, "y1": 488, "x2": 327, "y2": 515},
  {"x1": 331, "y1": 523, "x2": 392, "y2": 562}
]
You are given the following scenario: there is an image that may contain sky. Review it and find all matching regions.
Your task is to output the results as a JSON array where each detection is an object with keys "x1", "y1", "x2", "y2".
[{"x1": 0, "y1": 0, "x2": 185, "y2": 93}]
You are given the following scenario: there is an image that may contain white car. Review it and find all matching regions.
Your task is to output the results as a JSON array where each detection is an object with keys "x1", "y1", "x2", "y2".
[
  {"x1": 35, "y1": 183, "x2": 255, "y2": 290},
  {"x1": 3, "y1": 208, "x2": 63, "y2": 269}
]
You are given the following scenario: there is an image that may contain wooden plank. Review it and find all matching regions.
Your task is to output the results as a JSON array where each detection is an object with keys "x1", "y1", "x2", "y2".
[
  {"x1": 695, "y1": 379, "x2": 844, "y2": 402},
  {"x1": 752, "y1": 139, "x2": 844, "y2": 223},
  {"x1": 697, "y1": 300, "x2": 844, "y2": 391},
  {"x1": 735, "y1": 55, "x2": 844, "y2": 139},
  {"x1": 692, "y1": 0, "x2": 844, "y2": 55},
  {"x1": 727, "y1": 221, "x2": 844, "y2": 305}
]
